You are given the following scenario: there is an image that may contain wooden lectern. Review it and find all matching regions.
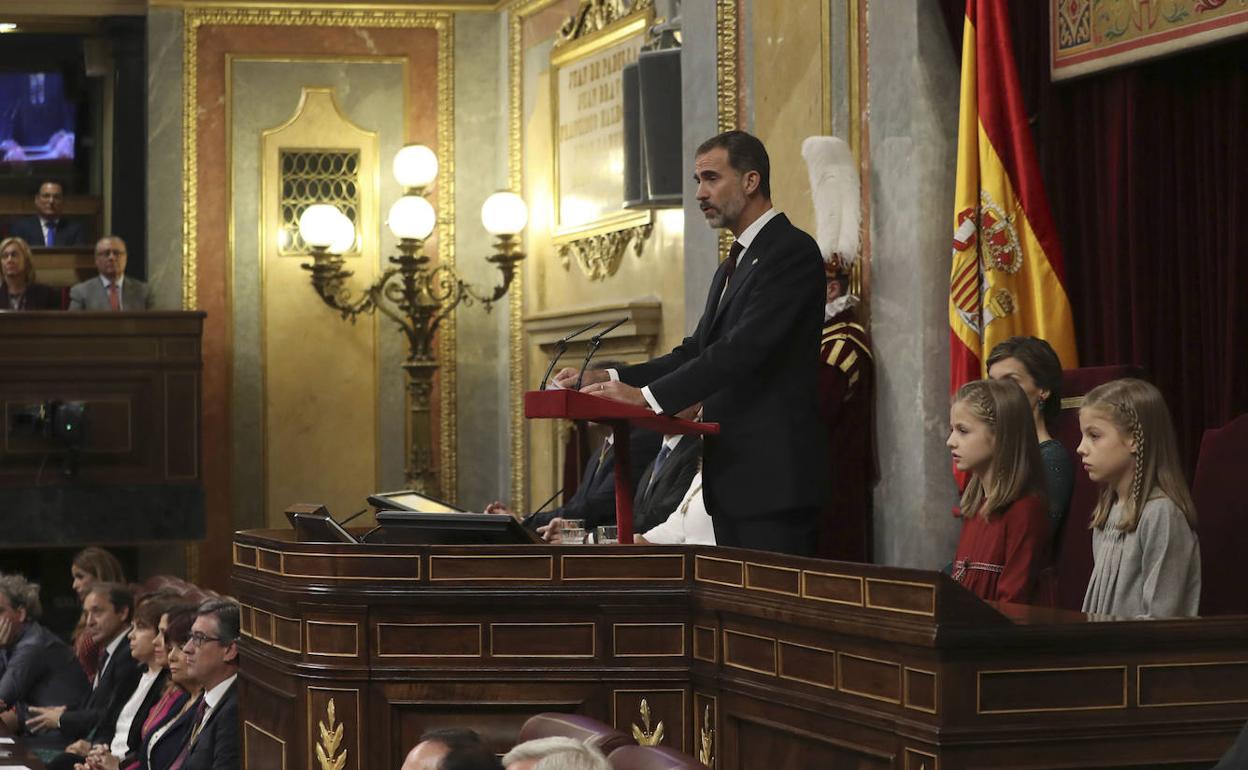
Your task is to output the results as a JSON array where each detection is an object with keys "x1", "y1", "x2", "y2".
[{"x1": 525, "y1": 389, "x2": 718, "y2": 543}]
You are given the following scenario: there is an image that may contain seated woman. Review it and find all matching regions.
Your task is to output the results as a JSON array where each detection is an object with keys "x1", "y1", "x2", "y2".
[
  {"x1": 946, "y1": 379, "x2": 1051, "y2": 604},
  {"x1": 987, "y1": 336, "x2": 1074, "y2": 539},
  {"x1": 0, "y1": 236, "x2": 60, "y2": 310}
]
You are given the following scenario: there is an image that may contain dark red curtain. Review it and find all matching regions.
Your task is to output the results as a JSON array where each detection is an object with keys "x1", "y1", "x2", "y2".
[{"x1": 941, "y1": 1, "x2": 1248, "y2": 472}]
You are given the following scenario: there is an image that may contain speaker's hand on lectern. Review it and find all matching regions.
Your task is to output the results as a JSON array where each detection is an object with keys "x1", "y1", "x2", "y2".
[
  {"x1": 582, "y1": 380, "x2": 647, "y2": 407},
  {"x1": 484, "y1": 501, "x2": 516, "y2": 517},
  {"x1": 552, "y1": 366, "x2": 608, "y2": 390},
  {"x1": 537, "y1": 518, "x2": 564, "y2": 542}
]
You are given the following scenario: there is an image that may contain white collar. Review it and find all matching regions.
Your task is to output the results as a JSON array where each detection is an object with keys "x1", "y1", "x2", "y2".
[
  {"x1": 734, "y1": 207, "x2": 780, "y2": 253},
  {"x1": 99, "y1": 274, "x2": 125, "y2": 289},
  {"x1": 203, "y1": 673, "x2": 237, "y2": 710},
  {"x1": 104, "y1": 626, "x2": 130, "y2": 657},
  {"x1": 659, "y1": 434, "x2": 684, "y2": 452}
]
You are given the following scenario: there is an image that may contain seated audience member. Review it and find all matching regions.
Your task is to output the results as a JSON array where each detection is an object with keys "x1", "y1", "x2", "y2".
[
  {"x1": 129, "y1": 606, "x2": 200, "y2": 770},
  {"x1": 487, "y1": 363, "x2": 661, "y2": 539},
  {"x1": 635, "y1": 469, "x2": 715, "y2": 546},
  {"x1": 27, "y1": 583, "x2": 139, "y2": 746},
  {"x1": 440, "y1": 745, "x2": 503, "y2": 770},
  {"x1": 1, "y1": 236, "x2": 60, "y2": 310},
  {"x1": 70, "y1": 548, "x2": 128, "y2": 683},
  {"x1": 946, "y1": 379, "x2": 1051, "y2": 605},
  {"x1": 171, "y1": 598, "x2": 239, "y2": 769},
  {"x1": 46, "y1": 596, "x2": 179, "y2": 770},
  {"x1": 502, "y1": 737, "x2": 610, "y2": 770},
  {"x1": 630, "y1": 405, "x2": 702, "y2": 535},
  {"x1": 987, "y1": 336, "x2": 1074, "y2": 539},
  {"x1": 0, "y1": 574, "x2": 90, "y2": 731},
  {"x1": 68, "y1": 236, "x2": 155, "y2": 311},
  {"x1": 8, "y1": 181, "x2": 89, "y2": 248},
  {"x1": 401, "y1": 727, "x2": 487, "y2": 770},
  {"x1": 1078, "y1": 378, "x2": 1201, "y2": 618}
]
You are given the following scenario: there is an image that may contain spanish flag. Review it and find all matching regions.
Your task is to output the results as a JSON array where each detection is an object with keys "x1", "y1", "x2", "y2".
[{"x1": 949, "y1": 0, "x2": 1078, "y2": 396}]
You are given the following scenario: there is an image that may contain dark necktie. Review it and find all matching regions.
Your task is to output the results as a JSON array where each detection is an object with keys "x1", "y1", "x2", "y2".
[
  {"x1": 723, "y1": 240, "x2": 744, "y2": 287},
  {"x1": 93, "y1": 648, "x2": 110, "y2": 688},
  {"x1": 644, "y1": 444, "x2": 673, "y2": 500},
  {"x1": 45, "y1": 221, "x2": 56, "y2": 247},
  {"x1": 588, "y1": 439, "x2": 610, "y2": 484},
  {"x1": 170, "y1": 696, "x2": 208, "y2": 770}
]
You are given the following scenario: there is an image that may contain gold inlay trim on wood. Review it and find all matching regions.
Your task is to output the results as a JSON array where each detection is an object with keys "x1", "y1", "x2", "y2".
[
  {"x1": 244, "y1": 720, "x2": 288, "y2": 770},
  {"x1": 232, "y1": 543, "x2": 257, "y2": 569},
  {"x1": 271, "y1": 613, "x2": 303, "y2": 654},
  {"x1": 376, "y1": 622, "x2": 483, "y2": 658},
  {"x1": 1137, "y1": 660, "x2": 1248, "y2": 708},
  {"x1": 864, "y1": 577, "x2": 936, "y2": 616},
  {"x1": 306, "y1": 687, "x2": 358, "y2": 770},
  {"x1": 800, "y1": 569, "x2": 865, "y2": 606},
  {"x1": 428, "y1": 554, "x2": 554, "y2": 581},
  {"x1": 744, "y1": 562, "x2": 801, "y2": 597},
  {"x1": 777, "y1": 640, "x2": 838, "y2": 691},
  {"x1": 904, "y1": 747, "x2": 938, "y2": 770},
  {"x1": 977, "y1": 665, "x2": 1128, "y2": 715},
  {"x1": 305, "y1": 620, "x2": 361, "y2": 658},
  {"x1": 693, "y1": 555, "x2": 744, "y2": 587},
  {"x1": 489, "y1": 622, "x2": 597, "y2": 658},
  {"x1": 721, "y1": 629, "x2": 777, "y2": 677},
  {"x1": 903, "y1": 666, "x2": 938, "y2": 714},
  {"x1": 611, "y1": 688, "x2": 687, "y2": 751},
  {"x1": 279, "y1": 551, "x2": 421, "y2": 581},
  {"x1": 693, "y1": 625, "x2": 717, "y2": 664},
  {"x1": 837, "y1": 652, "x2": 903, "y2": 705},
  {"x1": 611, "y1": 623, "x2": 686, "y2": 658},
  {"x1": 560, "y1": 553, "x2": 686, "y2": 581}
]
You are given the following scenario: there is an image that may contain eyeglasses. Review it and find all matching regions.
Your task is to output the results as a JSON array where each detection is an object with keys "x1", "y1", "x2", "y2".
[{"x1": 187, "y1": 631, "x2": 233, "y2": 648}]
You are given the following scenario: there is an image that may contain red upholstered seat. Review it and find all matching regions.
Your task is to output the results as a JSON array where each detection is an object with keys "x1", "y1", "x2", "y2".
[
  {"x1": 1051, "y1": 365, "x2": 1146, "y2": 610},
  {"x1": 518, "y1": 712, "x2": 635, "y2": 756},
  {"x1": 608, "y1": 745, "x2": 705, "y2": 770},
  {"x1": 1194, "y1": 413, "x2": 1248, "y2": 615}
]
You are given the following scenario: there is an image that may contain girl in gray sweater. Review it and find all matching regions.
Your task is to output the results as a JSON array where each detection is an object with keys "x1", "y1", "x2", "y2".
[{"x1": 1076, "y1": 378, "x2": 1200, "y2": 619}]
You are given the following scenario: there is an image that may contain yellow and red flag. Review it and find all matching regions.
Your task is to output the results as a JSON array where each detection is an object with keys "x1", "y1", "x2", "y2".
[{"x1": 950, "y1": 0, "x2": 1078, "y2": 397}]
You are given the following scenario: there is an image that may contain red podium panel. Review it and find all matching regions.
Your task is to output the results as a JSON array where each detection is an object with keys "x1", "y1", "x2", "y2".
[{"x1": 524, "y1": 390, "x2": 718, "y2": 543}]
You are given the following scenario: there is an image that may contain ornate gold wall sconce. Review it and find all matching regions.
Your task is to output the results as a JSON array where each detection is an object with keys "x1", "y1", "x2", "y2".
[{"x1": 299, "y1": 143, "x2": 528, "y2": 495}]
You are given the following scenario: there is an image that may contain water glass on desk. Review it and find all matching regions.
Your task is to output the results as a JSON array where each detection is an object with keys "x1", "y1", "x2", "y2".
[
  {"x1": 594, "y1": 525, "x2": 619, "y2": 544},
  {"x1": 559, "y1": 519, "x2": 587, "y2": 544}
]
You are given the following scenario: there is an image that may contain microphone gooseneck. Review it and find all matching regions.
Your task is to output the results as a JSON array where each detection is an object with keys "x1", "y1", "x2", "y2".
[{"x1": 575, "y1": 317, "x2": 629, "y2": 390}]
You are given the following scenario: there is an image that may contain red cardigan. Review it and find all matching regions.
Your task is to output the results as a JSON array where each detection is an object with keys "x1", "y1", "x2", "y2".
[{"x1": 951, "y1": 494, "x2": 1049, "y2": 604}]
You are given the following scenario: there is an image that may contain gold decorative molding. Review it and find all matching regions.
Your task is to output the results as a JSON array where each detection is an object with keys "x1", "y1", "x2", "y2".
[
  {"x1": 555, "y1": 0, "x2": 655, "y2": 47},
  {"x1": 698, "y1": 705, "x2": 714, "y2": 767},
  {"x1": 558, "y1": 223, "x2": 652, "y2": 280},
  {"x1": 315, "y1": 698, "x2": 346, "y2": 770},
  {"x1": 631, "y1": 698, "x2": 665, "y2": 746},
  {"x1": 182, "y1": 5, "x2": 458, "y2": 498},
  {"x1": 715, "y1": 0, "x2": 739, "y2": 265}
]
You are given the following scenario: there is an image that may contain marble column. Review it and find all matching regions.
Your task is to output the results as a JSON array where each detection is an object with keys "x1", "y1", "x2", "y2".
[{"x1": 867, "y1": 0, "x2": 963, "y2": 568}]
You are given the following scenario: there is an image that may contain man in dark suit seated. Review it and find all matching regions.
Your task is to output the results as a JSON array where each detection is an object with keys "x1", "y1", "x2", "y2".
[
  {"x1": 630, "y1": 406, "x2": 702, "y2": 536},
  {"x1": 555, "y1": 131, "x2": 827, "y2": 556},
  {"x1": 0, "y1": 574, "x2": 90, "y2": 732},
  {"x1": 7, "y1": 181, "x2": 88, "y2": 247},
  {"x1": 486, "y1": 362, "x2": 662, "y2": 541},
  {"x1": 175, "y1": 598, "x2": 239, "y2": 770},
  {"x1": 25, "y1": 583, "x2": 139, "y2": 747},
  {"x1": 68, "y1": 236, "x2": 155, "y2": 311}
]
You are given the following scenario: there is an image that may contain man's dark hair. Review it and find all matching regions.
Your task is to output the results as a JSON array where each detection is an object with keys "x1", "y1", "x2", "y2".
[
  {"x1": 418, "y1": 727, "x2": 483, "y2": 753},
  {"x1": 695, "y1": 130, "x2": 771, "y2": 199},
  {"x1": 34, "y1": 180, "x2": 64, "y2": 195},
  {"x1": 986, "y1": 335, "x2": 1064, "y2": 427},
  {"x1": 197, "y1": 598, "x2": 241, "y2": 644},
  {"x1": 87, "y1": 582, "x2": 134, "y2": 621},
  {"x1": 439, "y1": 745, "x2": 502, "y2": 770}
]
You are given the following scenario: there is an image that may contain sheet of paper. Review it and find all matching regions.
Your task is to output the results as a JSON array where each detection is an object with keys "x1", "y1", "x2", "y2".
[{"x1": 0, "y1": 737, "x2": 15, "y2": 744}]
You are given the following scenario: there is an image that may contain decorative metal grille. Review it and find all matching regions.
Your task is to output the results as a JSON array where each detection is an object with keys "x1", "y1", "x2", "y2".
[{"x1": 278, "y1": 149, "x2": 361, "y2": 255}]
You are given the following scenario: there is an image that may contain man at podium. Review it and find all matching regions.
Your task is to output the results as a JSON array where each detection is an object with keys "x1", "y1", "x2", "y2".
[{"x1": 554, "y1": 131, "x2": 826, "y2": 556}]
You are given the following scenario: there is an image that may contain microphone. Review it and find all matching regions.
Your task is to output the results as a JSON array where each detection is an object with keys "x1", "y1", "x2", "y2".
[
  {"x1": 520, "y1": 487, "x2": 567, "y2": 528},
  {"x1": 339, "y1": 507, "x2": 369, "y2": 527},
  {"x1": 575, "y1": 317, "x2": 628, "y2": 390},
  {"x1": 539, "y1": 320, "x2": 600, "y2": 390}
]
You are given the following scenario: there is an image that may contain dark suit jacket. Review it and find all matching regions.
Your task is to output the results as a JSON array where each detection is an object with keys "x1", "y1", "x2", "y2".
[
  {"x1": 7, "y1": 215, "x2": 88, "y2": 247},
  {"x1": 526, "y1": 427, "x2": 662, "y2": 531},
  {"x1": 142, "y1": 693, "x2": 198, "y2": 770},
  {"x1": 68, "y1": 275, "x2": 155, "y2": 311},
  {"x1": 182, "y1": 680, "x2": 238, "y2": 770},
  {"x1": 0, "y1": 621, "x2": 90, "y2": 721},
  {"x1": 633, "y1": 434, "x2": 701, "y2": 534},
  {"x1": 618, "y1": 213, "x2": 827, "y2": 520},
  {"x1": 0, "y1": 282, "x2": 62, "y2": 310},
  {"x1": 58, "y1": 632, "x2": 142, "y2": 743}
]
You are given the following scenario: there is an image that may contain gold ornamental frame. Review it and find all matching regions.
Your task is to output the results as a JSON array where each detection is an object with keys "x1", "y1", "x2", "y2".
[
  {"x1": 549, "y1": 3, "x2": 654, "y2": 279},
  {"x1": 181, "y1": 5, "x2": 458, "y2": 504}
]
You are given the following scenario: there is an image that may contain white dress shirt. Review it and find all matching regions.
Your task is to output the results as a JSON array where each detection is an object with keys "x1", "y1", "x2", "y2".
[
  {"x1": 110, "y1": 667, "x2": 161, "y2": 757},
  {"x1": 614, "y1": 208, "x2": 782, "y2": 414},
  {"x1": 94, "y1": 627, "x2": 130, "y2": 690},
  {"x1": 641, "y1": 470, "x2": 716, "y2": 545}
]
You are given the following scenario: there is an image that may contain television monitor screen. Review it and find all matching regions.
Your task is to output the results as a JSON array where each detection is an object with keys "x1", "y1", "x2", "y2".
[
  {"x1": 0, "y1": 72, "x2": 76, "y2": 165},
  {"x1": 367, "y1": 489, "x2": 466, "y2": 514}
]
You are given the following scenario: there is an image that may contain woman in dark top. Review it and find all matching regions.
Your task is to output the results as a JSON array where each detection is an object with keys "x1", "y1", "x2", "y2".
[
  {"x1": 986, "y1": 336, "x2": 1075, "y2": 538},
  {"x1": 0, "y1": 237, "x2": 60, "y2": 310}
]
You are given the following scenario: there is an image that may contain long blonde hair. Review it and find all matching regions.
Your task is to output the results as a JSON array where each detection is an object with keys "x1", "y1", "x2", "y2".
[
  {"x1": 955, "y1": 379, "x2": 1047, "y2": 519},
  {"x1": 0, "y1": 237, "x2": 36, "y2": 284},
  {"x1": 1082, "y1": 378, "x2": 1196, "y2": 532}
]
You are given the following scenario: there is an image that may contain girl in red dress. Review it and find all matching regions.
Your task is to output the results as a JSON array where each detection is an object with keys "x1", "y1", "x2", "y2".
[{"x1": 947, "y1": 379, "x2": 1050, "y2": 604}]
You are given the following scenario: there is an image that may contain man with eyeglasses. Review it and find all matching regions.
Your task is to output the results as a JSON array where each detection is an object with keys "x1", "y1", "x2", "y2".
[
  {"x1": 25, "y1": 583, "x2": 138, "y2": 748},
  {"x1": 176, "y1": 598, "x2": 239, "y2": 770}
]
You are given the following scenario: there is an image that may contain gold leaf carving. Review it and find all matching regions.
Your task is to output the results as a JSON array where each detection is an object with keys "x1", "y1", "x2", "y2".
[
  {"x1": 315, "y1": 698, "x2": 347, "y2": 770},
  {"x1": 630, "y1": 698, "x2": 665, "y2": 746},
  {"x1": 698, "y1": 705, "x2": 714, "y2": 766},
  {"x1": 558, "y1": 224, "x2": 652, "y2": 280},
  {"x1": 556, "y1": 0, "x2": 655, "y2": 47}
]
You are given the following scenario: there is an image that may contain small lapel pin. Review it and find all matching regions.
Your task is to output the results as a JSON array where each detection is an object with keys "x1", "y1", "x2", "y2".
[{"x1": 751, "y1": 258, "x2": 759, "y2": 265}]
